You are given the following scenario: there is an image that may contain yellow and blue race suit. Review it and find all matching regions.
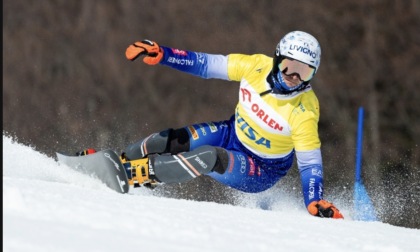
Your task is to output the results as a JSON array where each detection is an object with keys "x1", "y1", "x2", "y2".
[{"x1": 159, "y1": 47, "x2": 324, "y2": 207}]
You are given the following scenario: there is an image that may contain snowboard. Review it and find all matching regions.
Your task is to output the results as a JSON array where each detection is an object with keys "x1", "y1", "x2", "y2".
[{"x1": 56, "y1": 149, "x2": 130, "y2": 194}]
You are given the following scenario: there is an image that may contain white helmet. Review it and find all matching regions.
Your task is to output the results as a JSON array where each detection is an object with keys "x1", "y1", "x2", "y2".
[
  {"x1": 275, "y1": 31, "x2": 321, "y2": 75},
  {"x1": 269, "y1": 31, "x2": 321, "y2": 94}
]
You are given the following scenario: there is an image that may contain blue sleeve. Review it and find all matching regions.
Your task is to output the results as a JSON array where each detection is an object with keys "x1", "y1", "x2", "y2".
[
  {"x1": 299, "y1": 164, "x2": 324, "y2": 207},
  {"x1": 159, "y1": 46, "x2": 229, "y2": 80},
  {"x1": 296, "y1": 149, "x2": 324, "y2": 207}
]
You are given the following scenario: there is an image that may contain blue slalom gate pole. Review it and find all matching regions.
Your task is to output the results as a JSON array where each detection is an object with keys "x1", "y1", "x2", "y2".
[
  {"x1": 354, "y1": 107, "x2": 377, "y2": 221},
  {"x1": 355, "y1": 107, "x2": 364, "y2": 184}
]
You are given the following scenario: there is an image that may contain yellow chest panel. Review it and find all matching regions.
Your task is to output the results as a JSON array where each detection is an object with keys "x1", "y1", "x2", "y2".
[{"x1": 228, "y1": 54, "x2": 321, "y2": 158}]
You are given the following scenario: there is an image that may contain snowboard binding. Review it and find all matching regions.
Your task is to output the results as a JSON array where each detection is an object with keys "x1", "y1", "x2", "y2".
[
  {"x1": 75, "y1": 148, "x2": 159, "y2": 189},
  {"x1": 121, "y1": 155, "x2": 159, "y2": 189}
]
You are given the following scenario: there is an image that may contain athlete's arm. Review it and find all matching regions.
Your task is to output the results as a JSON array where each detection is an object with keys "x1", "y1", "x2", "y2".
[
  {"x1": 159, "y1": 46, "x2": 229, "y2": 80},
  {"x1": 296, "y1": 149, "x2": 324, "y2": 207},
  {"x1": 126, "y1": 40, "x2": 230, "y2": 80}
]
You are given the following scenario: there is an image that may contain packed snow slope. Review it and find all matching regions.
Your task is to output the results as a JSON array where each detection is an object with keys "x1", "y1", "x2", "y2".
[{"x1": 3, "y1": 135, "x2": 420, "y2": 252}]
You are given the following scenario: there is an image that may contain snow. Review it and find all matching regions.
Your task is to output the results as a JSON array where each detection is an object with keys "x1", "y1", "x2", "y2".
[{"x1": 3, "y1": 134, "x2": 420, "y2": 252}]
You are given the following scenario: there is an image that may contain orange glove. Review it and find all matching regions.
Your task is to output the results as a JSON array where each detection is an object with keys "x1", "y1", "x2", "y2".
[
  {"x1": 307, "y1": 200, "x2": 344, "y2": 219},
  {"x1": 125, "y1": 40, "x2": 163, "y2": 65}
]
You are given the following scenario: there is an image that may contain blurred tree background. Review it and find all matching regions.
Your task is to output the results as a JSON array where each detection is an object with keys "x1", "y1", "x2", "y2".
[{"x1": 3, "y1": 0, "x2": 419, "y2": 228}]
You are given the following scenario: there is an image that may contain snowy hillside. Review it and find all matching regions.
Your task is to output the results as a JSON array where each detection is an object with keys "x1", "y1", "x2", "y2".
[{"x1": 3, "y1": 135, "x2": 420, "y2": 252}]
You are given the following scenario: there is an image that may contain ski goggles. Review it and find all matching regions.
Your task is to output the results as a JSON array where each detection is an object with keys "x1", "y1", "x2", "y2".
[{"x1": 278, "y1": 58, "x2": 316, "y2": 82}]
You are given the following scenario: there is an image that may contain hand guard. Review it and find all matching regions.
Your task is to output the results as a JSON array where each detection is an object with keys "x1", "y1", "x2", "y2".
[
  {"x1": 307, "y1": 199, "x2": 344, "y2": 219},
  {"x1": 125, "y1": 40, "x2": 163, "y2": 65}
]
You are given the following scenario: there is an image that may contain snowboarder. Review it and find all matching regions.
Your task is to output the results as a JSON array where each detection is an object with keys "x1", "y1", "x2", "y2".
[{"x1": 82, "y1": 31, "x2": 344, "y2": 219}]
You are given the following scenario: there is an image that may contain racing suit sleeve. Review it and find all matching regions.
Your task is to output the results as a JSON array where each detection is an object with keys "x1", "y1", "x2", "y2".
[
  {"x1": 159, "y1": 46, "x2": 229, "y2": 80},
  {"x1": 297, "y1": 149, "x2": 324, "y2": 207}
]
